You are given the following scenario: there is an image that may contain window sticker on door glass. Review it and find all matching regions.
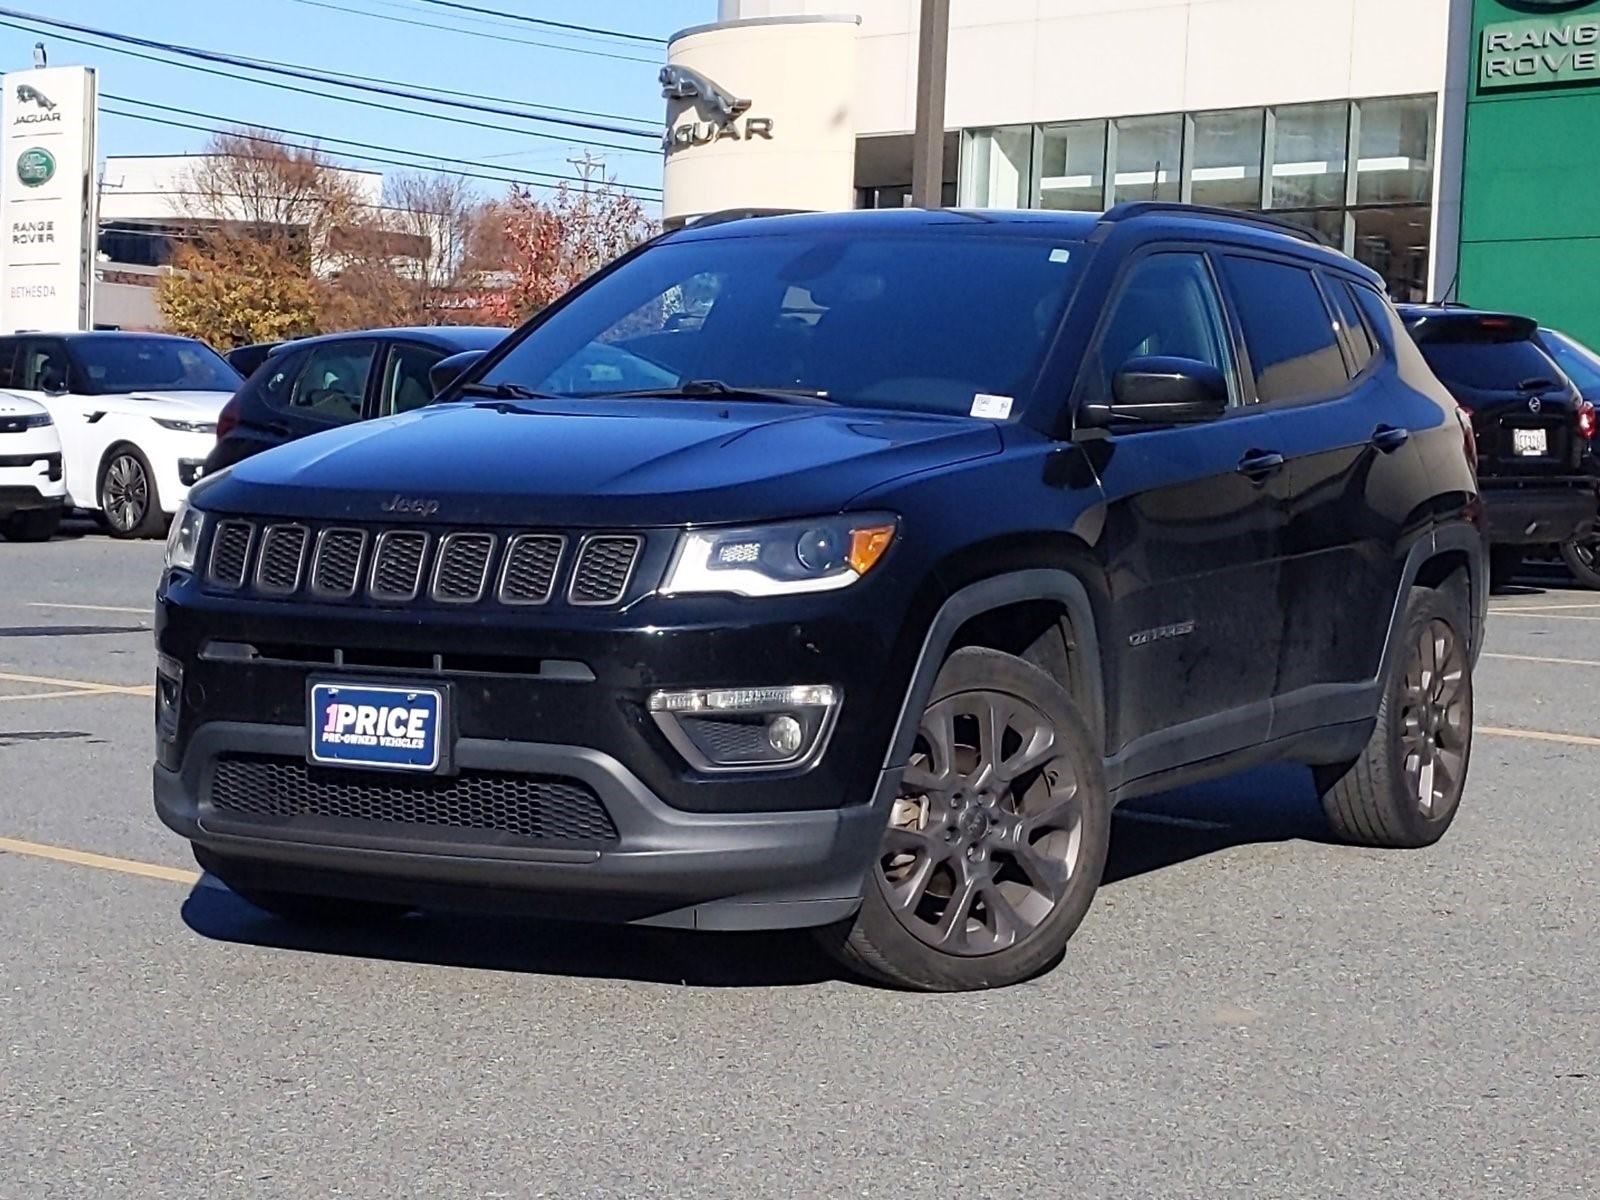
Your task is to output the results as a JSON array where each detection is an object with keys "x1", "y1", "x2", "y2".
[
  {"x1": 1049, "y1": 248, "x2": 1072, "y2": 264},
  {"x1": 971, "y1": 393, "x2": 1013, "y2": 419}
]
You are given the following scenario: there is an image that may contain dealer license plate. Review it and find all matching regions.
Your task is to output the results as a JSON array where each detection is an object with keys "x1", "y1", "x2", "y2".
[
  {"x1": 309, "y1": 680, "x2": 445, "y2": 772},
  {"x1": 1513, "y1": 428, "x2": 1548, "y2": 456}
]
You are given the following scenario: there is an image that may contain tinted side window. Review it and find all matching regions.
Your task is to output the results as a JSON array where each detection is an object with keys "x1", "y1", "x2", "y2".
[
  {"x1": 1328, "y1": 280, "x2": 1376, "y2": 375},
  {"x1": 1221, "y1": 256, "x2": 1349, "y2": 403},
  {"x1": 380, "y1": 343, "x2": 445, "y2": 416},
  {"x1": 15, "y1": 338, "x2": 71, "y2": 392},
  {"x1": 0, "y1": 339, "x2": 17, "y2": 389},
  {"x1": 1089, "y1": 251, "x2": 1236, "y2": 406},
  {"x1": 271, "y1": 341, "x2": 376, "y2": 425}
]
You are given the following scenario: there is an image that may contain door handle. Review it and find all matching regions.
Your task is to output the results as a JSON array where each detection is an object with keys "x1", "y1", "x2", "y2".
[
  {"x1": 1236, "y1": 450, "x2": 1285, "y2": 482},
  {"x1": 1370, "y1": 424, "x2": 1410, "y2": 454}
]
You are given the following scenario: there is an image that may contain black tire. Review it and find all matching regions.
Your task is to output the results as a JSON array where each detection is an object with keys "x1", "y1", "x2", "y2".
[
  {"x1": 816, "y1": 647, "x2": 1109, "y2": 991},
  {"x1": 195, "y1": 848, "x2": 409, "y2": 924},
  {"x1": 97, "y1": 445, "x2": 165, "y2": 539},
  {"x1": 0, "y1": 507, "x2": 62, "y2": 542},
  {"x1": 1559, "y1": 532, "x2": 1600, "y2": 590},
  {"x1": 1315, "y1": 585, "x2": 1473, "y2": 849},
  {"x1": 1488, "y1": 546, "x2": 1523, "y2": 592}
]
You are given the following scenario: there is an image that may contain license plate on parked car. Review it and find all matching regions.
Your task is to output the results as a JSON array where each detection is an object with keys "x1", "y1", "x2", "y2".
[
  {"x1": 1512, "y1": 428, "x2": 1548, "y2": 456},
  {"x1": 308, "y1": 681, "x2": 445, "y2": 772}
]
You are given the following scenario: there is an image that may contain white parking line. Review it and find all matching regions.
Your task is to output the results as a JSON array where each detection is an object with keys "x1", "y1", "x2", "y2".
[
  {"x1": 27, "y1": 602, "x2": 151, "y2": 616},
  {"x1": 1487, "y1": 611, "x2": 1600, "y2": 622}
]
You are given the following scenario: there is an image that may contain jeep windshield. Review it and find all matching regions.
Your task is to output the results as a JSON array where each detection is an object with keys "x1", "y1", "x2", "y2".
[
  {"x1": 67, "y1": 337, "x2": 243, "y2": 395},
  {"x1": 474, "y1": 231, "x2": 1086, "y2": 417}
]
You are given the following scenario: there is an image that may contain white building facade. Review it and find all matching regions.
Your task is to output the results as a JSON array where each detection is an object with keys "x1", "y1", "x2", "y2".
[{"x1": 717, "y1": 0, "x2": 1461, "y2": 300}]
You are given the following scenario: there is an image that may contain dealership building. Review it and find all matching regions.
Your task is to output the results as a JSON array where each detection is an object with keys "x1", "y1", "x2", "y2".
[{"x1": 673, "y1": 0, "x2": 1600, "y2": 343}]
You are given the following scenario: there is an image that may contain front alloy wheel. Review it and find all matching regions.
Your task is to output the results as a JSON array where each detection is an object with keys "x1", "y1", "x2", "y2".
[
  {"x1": 99, "y1": 449, "x2": 164, "y2": 539},
  {"x1": 818, "y1": 647, "x2": 1109, "y2": 991}
]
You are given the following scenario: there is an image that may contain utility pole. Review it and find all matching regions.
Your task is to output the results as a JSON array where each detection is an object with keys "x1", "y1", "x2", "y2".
[{"x1": 910, "y1": 0, "x2": 950, "y2": 209}]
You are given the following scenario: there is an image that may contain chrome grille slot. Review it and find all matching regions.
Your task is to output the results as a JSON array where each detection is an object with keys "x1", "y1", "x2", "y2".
[
  {"x1": 369, "y1": 531, "x2": 429, "y2": 601},
  {"x1": 208, "y1": 521, "x2": 254, "y2": 588},
  {"x1": 254, "y1": 525, "x2": 309, "y2": 595},
  {"x1": 569, "y1": 535, "x2": 641, "y2": 606},
  {"x1": 430, "y1": 533, "x2": 496, "y2": 603},
  {"x1": 310, "y1": 528, "x2": 366, "y2": 598},
  {"x1": 498, "y1": 534, "x2": 565, "y2": 605}
]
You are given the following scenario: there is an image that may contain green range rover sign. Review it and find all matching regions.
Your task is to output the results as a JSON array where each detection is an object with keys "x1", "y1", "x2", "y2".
[
  {"x1": 15, "y1": 146, "x2": 54, "y2": 187},
  {"x1": 1481, "y1": 9, "x2": 1600, "y2": 89}
]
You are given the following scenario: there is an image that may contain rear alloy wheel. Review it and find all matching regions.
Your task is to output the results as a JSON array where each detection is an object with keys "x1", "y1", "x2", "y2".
[
  {"x1": 1317, "y1": 585, "x2": 1473, "y2": 848},
  {"x1": 98, "y1": 447, "x2": 164, "y2": 539},
  {"x1": 818, "y1": 647, "x2": 1109, "y2": 991},
  {"x1": 1560, "y1": 530, "x2": 1600, "y2": 590},
  {"x1": 0, "y1": 507, "x2": 61, "y2": 542}
]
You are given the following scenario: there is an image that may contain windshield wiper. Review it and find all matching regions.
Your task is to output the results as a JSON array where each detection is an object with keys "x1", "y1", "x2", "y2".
[
  {"x1": 455, "y1": 381, "x2": 555, "y2": 401},
  {"x1": 575, "y1": 379, "x2": 836, "y2": 406},
  {"x1": 1517, "y1": 376, "x2": 1559, "y2": 392}
]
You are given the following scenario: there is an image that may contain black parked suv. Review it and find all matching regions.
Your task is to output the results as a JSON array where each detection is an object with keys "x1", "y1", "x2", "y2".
[
  {"x1": 205, "y1": 326, "x2": 509, "y2": 475},
  {"x1": 155, "y1": 206, "x2": 1485, "y2": 991},
  {"x1": 1398, "y1": 305, "x2": 1598, "y2": 587}
]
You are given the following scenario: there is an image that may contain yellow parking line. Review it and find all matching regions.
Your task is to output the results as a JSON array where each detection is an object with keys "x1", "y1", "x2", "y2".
[
  {"x1": 0, "y1": 688, "x2": 112, "y2": 703},
  {"x1": 27, "y1": 602, "x2": 151, "y2": 616},
  {"x1": 0, "y1": 836, "x2": 200, "y2": 885},
  {"x1": 1480, "y1": 726, "x2": 1600, "y2": 749},
  {"x1": 1487, "y1": 611, "x2": 1600, "y2": 622},
  {"x1": 0, "y1": 670, "x2": 152, "y2": 697},
  {"x1": 1483, "y1": 652, "x2": 1600, "y2": 669}
]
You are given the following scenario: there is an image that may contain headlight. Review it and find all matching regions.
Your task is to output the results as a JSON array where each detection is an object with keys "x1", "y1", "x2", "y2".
[
  {"x1": 164, "y1": 502, "x2": 207, "y2": 571},
  {"x1": 8, "y1": 411, "x2": 51, "y2": 429},
  {"x1": 154, "y1": 418, "x2": 218, "y2": 435},
  {"x1": 661, "y1": 513, "x2": 898, "y2": 597}
]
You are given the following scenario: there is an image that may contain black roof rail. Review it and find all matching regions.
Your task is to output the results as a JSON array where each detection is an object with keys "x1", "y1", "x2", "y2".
[{"x1": 1100, "y1": 201, "x2": 1334, "y2": 248}]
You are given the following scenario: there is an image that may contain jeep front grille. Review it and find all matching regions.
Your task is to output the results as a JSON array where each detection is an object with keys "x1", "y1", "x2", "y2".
[{"x1": 202, "y1": 520, "x2": 642, "y2": 609}]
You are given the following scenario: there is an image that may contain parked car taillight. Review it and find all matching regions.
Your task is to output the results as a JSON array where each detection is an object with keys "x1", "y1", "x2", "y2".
[
  {"x1": 1456, "y1": 405, "x2": 1479, "y2": 465},
  {"x1": 215, "y1": 394, "x2": 243, "y2": 441},
  {"x1": 1577, "y1": 401, "x2": 1597, "y2": 441}
]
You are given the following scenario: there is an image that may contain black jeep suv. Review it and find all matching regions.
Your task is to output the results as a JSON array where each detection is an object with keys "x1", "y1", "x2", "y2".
[
  {"x1": 1397, "y1": 305, "x2": 1598, "y2": 587},
  {"x1": 155, "y1": 205, "x2": 1485, "y2": 991}
]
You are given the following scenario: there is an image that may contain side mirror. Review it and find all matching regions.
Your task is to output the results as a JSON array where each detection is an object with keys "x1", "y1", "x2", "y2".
[
  {"x1": 429, "y1": 349, "x2": 487, "y2": 397},
  {"x1": 1079, "y1": 356, "x2": 1230, "y2": 430}
]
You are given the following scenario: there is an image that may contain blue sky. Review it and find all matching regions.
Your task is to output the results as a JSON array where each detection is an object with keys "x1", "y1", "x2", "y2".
[{"x1": 1, "y1": 0, "x2": 713, "y2": 205}]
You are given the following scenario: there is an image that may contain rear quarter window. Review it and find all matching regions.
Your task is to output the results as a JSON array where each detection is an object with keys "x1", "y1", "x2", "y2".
[{"x1": 1220, "y1": 255, "x2": 1350, "y2": 403}]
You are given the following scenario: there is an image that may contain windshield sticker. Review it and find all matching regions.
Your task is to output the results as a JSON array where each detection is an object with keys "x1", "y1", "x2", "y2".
[
  {"x1": 1049, "y1": 248, "x2": 1072, "y2": 264},
  {"x1": 971, "y1": 394, "x2": 1013, "y2": 420}
]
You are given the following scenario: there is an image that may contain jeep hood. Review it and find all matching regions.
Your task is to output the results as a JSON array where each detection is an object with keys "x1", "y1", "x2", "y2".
[{"x1": 198, "y1": 399, "x2": 1004, "y2": 525}]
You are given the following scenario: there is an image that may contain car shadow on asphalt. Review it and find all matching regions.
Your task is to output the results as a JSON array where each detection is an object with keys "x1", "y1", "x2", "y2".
[{"x1": 179, "y1": 765, "x2": 1335, "y2": 989}]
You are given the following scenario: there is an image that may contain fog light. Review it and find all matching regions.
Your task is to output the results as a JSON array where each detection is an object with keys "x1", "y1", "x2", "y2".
[
  {"x1": 155, "y1": 652, "x2": 184, "y2": 742},
  {"x1": 767, "y1": 714, "x2": 803, "y2": 755},
  {"x1": 647, "y1": 684, "x2": 840, "y2": 772}
]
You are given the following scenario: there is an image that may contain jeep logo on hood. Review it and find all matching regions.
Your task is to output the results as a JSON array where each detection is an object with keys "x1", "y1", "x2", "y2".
[{"x1": 380, "y1": 494, "x2": 441, "y2": 517}]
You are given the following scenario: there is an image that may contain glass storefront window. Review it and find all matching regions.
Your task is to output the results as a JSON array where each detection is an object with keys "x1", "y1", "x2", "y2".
[
  {"x1": 1353, "y1": 206, "x2": 1431, "y2": 301},
  {"x1": 1036, "y1": 120, "x2": 1106, "y2": 211},
  {"x1": 962, "y1": 126, "x2": 1032, "y2": 209},
  {"x1": 1270, "y1": 102, "x2": 1348, "y2": 209},
  {"x1": 1111, "y1": 114, "x2": 1182, "y2": 204},
  {"x1": 1190, "y1": 108, "x2": 1264, "y2": 210},
  {"x1": 1356, "y1": 96, "x2": 1435, "y2": 206},
  {"x1": 1272, "y1": 209, "x2": 1346, "y2": 247}
]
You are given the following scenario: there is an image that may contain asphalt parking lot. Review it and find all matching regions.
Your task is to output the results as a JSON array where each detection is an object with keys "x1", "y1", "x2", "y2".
[{"x1": 2, "y1": 529, "x2": 1597, "y2": 1198}]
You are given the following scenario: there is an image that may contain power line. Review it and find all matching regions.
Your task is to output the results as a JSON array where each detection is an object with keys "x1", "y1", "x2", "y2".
[
  {"x1": 408, "y1": 0, "x2": 665, "y2": 45},
  {"x1": 0, "y1": 16, "x2": 661, "y2": 156},
  {"x1": 279, "y1": 0, "x2": 659, "y2": 66},
  {"x1": 100, "y1": 105, "x2": 661, "y2": 197},
  {"x1": 101, "y1": 93, "x2": 661, "y2": 195},
  {"x1": 0, "y1": 7, "x2": 660, "y2": 145}
]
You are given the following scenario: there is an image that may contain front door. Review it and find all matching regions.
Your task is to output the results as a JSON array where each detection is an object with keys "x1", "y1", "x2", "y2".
[{"x1": 1077, "y1": 249, "x2": 1283, "y2": 782}]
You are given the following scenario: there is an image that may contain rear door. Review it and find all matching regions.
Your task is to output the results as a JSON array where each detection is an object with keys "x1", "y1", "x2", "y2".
[
  {"x1": 1214, "y1": 256, "x2": 1429, "y2": 715},
  {"x1": 261, "y1": 339, "x2": 379, "y2": 442},
  {"x1": 1078, "y1": 247, "x2": 1282, "y2": 775}
]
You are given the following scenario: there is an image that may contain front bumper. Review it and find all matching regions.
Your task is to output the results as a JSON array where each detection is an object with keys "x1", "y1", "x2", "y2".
[
  {"x1": 1479, "y1": 480, "x2": 1598, "y2": 545},
  {"x1": 155, "y1": 721, "x2": 889, "y2": 930},
  {"x1": 0, "y1": 484, "x2": 66, "y2": 514}
]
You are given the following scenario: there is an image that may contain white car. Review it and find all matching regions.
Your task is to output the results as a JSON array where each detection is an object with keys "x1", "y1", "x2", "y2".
[
  {"x1": 0, "y1": 332, "x2": 243, "y2": 538},
  {"x1": 0, "y1": 392, "x2": 67, "y2": 541}
]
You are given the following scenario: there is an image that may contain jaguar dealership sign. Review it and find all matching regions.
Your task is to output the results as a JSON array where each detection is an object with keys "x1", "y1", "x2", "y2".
[
  {"x1": 659, "y1": 15, "x2": 859, "y2": 225},
  {"x1": 1, "y1": 66, "x2": 98, "y2": 333}
]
